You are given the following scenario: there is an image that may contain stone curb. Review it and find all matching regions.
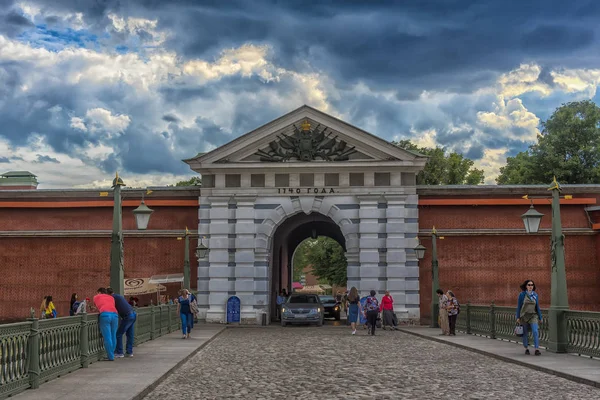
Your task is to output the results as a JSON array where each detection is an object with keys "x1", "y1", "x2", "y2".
[
  {"x1": 133, "y1": 327, "x2": 227, "y2": 400},
  {"x1": 398, "y1": 328, "x2": 600, "y2": 389}
]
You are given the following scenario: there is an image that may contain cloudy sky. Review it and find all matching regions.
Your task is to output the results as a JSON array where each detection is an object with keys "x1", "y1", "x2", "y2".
[{"x1": 1, "y1": 0, "x2": 600, "y2": 188}]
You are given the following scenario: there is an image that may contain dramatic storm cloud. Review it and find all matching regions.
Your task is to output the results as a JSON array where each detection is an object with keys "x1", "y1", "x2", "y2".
[{"x1": 1, "y1": 0, "x2": 600, "y2": 187}]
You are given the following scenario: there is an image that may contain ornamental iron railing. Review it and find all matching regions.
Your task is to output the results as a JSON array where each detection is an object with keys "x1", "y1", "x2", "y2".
[
  {"x1": 456, "y1": 303, "x2": 600, "y2": 358},
  {"x1": 0, "y1": 305, "x2": 180, "y2": 399}
]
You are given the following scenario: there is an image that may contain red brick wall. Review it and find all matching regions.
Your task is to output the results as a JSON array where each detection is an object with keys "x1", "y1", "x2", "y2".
[
  {"x1": 0, "y1": 206, "x2": 197, "y2": 231},
  {"x1": 0, "y1": 236, "x2": 198, "y2": 320},
  {"x1": 419, "y1": 204, "x2": 589, "y2": 230},
  {"x1": 418, "y1": 234, "x2": 600, "y2": 323}
]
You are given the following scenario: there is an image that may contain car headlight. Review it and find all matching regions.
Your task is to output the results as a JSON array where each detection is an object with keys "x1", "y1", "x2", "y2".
[
  {"x1": 334, "y1": 306, "x2": 339, "y2": 311},
  {"x1": 310, "y1": 308, "x2": 321, "y2": 314},
  {"x1": 282, "y1": 307, "x2": 292, "y2": 314}
]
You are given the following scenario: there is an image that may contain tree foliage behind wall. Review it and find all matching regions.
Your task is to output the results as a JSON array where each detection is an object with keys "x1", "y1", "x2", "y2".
[
  {"x1": 174, "y1": 176, "x2": 202, "y2": 186},
  {"x1": 393, "y1": 141, "x2": 485, "y2": 185},
  {"x1": 497, "y1": 100, "x2": 600, "y2": 184}
]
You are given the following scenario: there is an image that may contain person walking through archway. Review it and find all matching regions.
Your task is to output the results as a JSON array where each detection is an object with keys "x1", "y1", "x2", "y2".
[
  {"x1": 380, "y1": 290, "x2": 396, "y2": 330},
  {"x1": 516, "y1": 279, "x2": 543, "y2": 356},
  {"x1": 347, "y1": 287, "x2": 360, "y2": 335},
  {"x1": 364, "y1": 290, "x2": 380, "y2": 336}
]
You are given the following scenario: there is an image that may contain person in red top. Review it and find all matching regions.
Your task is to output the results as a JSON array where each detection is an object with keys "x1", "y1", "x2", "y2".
[
  {"x1": 93, "y1": 287, "x2": 119, "y2": 361},
  {"x1": 380, "y1": 291, "x2": 398, "y2": 330}
]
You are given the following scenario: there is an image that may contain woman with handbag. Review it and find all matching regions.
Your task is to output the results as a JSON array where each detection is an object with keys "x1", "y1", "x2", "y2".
[
  {"x1": 516, "y1": 279, "x2": 543, "y2": 356},
  {"x1": 43, "y1": 295, "x2": 57, "y2": 319},
  {"x1": 436, "y1": 289, "x2": 450, "y2": 335},
  {"x1": 446, "y1": 290, "x2": 459, "y2": 336},
  {"x1": 177, "y1": 289, "x2": 194, "y2": 339}
]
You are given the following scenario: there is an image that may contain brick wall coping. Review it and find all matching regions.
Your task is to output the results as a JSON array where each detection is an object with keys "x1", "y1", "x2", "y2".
[
  {"x1": 417, "y1": 184, "x2": 600, "y2": 196},
  {"x1": 0, "y1": 184, "x2": 599, "y2": 203}
]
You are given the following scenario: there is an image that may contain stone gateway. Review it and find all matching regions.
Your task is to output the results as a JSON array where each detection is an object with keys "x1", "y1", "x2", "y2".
[{"x1": 184, "y1": 105, "x2": 428, "y2": 324}]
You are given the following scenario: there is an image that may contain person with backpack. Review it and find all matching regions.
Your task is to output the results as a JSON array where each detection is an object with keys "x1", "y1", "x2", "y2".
[
  {"x1": 364, "y1": 290, "x2": 380, "y2": 336},
  {"x1": 69, "y1": 293, "x2": 78, "y2": 316},
  {"x1": 446, "y1": 290, "x2": 459, "y2": 336},
  {"x1": 43, "y1": 295, "x2": 57, "y2": 319}
]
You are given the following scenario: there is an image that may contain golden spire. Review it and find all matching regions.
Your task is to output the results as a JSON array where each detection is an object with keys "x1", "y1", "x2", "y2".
[{"x1": 301, "y1": 120, "x2": 311, "y2": 131}]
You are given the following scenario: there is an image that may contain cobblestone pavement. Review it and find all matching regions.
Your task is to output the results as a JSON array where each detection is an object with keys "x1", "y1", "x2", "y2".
[{"x1": 144, "y1": 325, "x2": 600, "y2": 400}]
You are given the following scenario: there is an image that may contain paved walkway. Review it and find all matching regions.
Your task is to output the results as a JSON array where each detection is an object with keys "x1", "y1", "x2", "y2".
[
  {"x1": 399, "y1": 326, "x2": 600, "y2": 388},
  {"x1": 143, "y1": 325, "x2": 600, "y2": 399},
  {"x1": 13, "y1": 324, "x2": 225, "y2": 400}
]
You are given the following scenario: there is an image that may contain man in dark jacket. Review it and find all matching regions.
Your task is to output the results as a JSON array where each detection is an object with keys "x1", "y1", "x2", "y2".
[{"x1": 106, "y1": 287, "x2": 137, "y2": 358}]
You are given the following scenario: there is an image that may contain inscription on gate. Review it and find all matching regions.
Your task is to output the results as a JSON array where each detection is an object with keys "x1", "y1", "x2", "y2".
[{"x1": 277, "y1": 187, "x2": 336, "y2": 194}]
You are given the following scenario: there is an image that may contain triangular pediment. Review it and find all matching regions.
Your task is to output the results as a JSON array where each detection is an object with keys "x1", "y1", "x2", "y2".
[{"x1": 184, "y1": 105, "x2": 425, "y2": 169}]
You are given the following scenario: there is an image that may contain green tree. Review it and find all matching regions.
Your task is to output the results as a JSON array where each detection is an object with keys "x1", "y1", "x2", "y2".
[
  {"x1": 394, "y1": 140, "x2": 485, "y2": 185},
  {"x1": 294, "y1": 237, "x2": 347, "y2": 286},
  {"x1": 175, "y1": 176, "x2": 202, "y2": 186},
  {"x1": 292, "y1": 239, "x2": 312, "y2": 282},
  {"x1": 496, "y1": 100, "x2": 600, "y2": 184}
]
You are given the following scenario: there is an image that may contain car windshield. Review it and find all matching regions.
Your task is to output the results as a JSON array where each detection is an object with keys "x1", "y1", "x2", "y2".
[
  {"x1": 319, "y1": 296, "x2": 335, "y2": 303},
  {"x1": 288, "y1": 295, "x2": 319, "y2": 304}
]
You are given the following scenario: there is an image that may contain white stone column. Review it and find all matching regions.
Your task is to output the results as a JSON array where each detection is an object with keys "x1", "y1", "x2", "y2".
[
  {"x1": 234, "y1": 197, "x2": 258, "y2": 322},
  {"x1": 205, "y1": 196, "x2": 232, "y2": 322},
  {"x1": 403, "y1": 194, "x2": 420, "y2": 320},
  {"x1": 385, "y1": 195, "x2": 409, "y2": 320},
  {"x1": 197, "y1": 198, "x2": 211, "y2": 313},
  {"x1": 357, "y1": 195, "x2": 382, "y2": 296}
]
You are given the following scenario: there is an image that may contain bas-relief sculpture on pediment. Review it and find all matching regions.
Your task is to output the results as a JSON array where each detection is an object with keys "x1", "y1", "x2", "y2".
[{"x1": 254, "y1": 120, "x2": 358, "y2": 162}]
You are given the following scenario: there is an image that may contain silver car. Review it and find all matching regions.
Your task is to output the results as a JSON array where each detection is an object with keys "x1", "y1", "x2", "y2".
[{"x1": 281, "y1": 294, "x2": 324, "y2": 327}]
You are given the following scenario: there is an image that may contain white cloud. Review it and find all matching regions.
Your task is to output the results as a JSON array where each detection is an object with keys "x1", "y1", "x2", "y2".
[
  {"x1": 183, "y1": 44, "x2": 281, "y2": 83},
  {"x1": 16, "y1": 2, "x2": 86, "y2": 30},
  {"x1": 70, "y1": 116, "x2": 86, "y2": 131},
  {"x1": 551, "y1": 69, "x2": 600, "y2": 97},
  {"x1": 477, "y1": 95, "x2": 540, "y2": 142},
  {"x1": 107, "y1": 13, "x2": 169, "y2": 47},
  {"x1": 498, "y1": 63, "x2": 552, "y2": 98},
  {"x1": 473, "y1": 147, "x2": 510, "y2": 184},
  {"x1": 85, "y1": 108, "x2": 131, "y2": 134},
  {"x1": 69, "y1": 108, "x2": 131, "y2": 136},
  {"x1": 409, "y1": 128, "x2": 438, "y2": 149}
]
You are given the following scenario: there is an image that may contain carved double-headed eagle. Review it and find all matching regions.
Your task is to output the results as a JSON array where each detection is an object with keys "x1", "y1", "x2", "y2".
[{"x1": 255, "y1": 120, "x2": 357, "y2": 162}]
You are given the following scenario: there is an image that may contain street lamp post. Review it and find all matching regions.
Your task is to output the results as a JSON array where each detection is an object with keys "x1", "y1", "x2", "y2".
[
  {"x1": 182, "y1": 227, "x2": 191, "y2": 290},
  {"x1": 110, "y1": 173, "x2": 154, "y2": 295},
  {"x1": 179, "y1": 231, "x2": 209, "y2": 292},
  {"x1": 110, "y1": 173, "x2": 125, "y2": 295},
  {"x1": 520, "y1": 177, "x2": 569, "y2": 353}
]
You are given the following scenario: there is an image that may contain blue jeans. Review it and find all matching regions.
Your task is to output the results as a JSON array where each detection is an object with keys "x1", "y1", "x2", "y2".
[
  {"x1": 116, "y1": 312, "x2": 136, "y2": 355},
  {"x1": 522, "y1": 322, "x2": 539, "y2": 349},
  {"x1": 99, "y1": 312, "x2": 119, "y2": 360},
  {"x1": 180, "y1": 313, "x2": 192, "y2": 335}
]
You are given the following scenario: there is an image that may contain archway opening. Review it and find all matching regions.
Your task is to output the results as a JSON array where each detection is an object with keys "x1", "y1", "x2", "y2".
[
  {"x1": 270, "y1": 212, "x2": 347, "y2": 322},
  {"x1": 292, "y1": 236, "x2": 347, "y2": 294}
]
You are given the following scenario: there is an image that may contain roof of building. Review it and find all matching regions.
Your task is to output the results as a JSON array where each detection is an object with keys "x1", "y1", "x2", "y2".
[{"x1": 1, "y1": 171, "x2": 37, "y2": 178}]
